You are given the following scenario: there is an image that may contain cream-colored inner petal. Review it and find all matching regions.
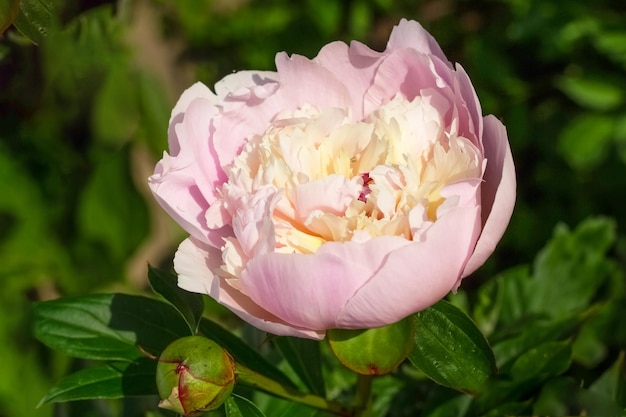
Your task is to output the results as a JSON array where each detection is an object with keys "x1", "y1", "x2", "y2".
[{"x1": 216, "y1": 94, "x2": 482, "y2": 263}]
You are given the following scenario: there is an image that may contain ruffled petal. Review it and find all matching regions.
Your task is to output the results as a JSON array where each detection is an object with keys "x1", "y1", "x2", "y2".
[
  {"x1": 314, "y1": 41, "x2": 384, "y2": 119},
  {"x1": 274, "y1": 52, "x2": 353, "y2": 111},
  {"x1": 293, "y1": 174, "x2": 361, "y2": 220},
  {"x1": 149, "y1": 164, "x2": 210, "y2": 243},
  {"x1": 461, "y1": 115, "x2": 516, "y2": 279},
  {"x1": 182, "y1": 99, "x2": 229, "y2": 204},
  {"x1": 337, "y1": 204, "x2": 481, "y2": 328},
  {"x1": 174, "y1": 237, "x2": 324, "y2": 339},
  {"x1": 174, "y1": 237, "x2": 223, "y2": 294},
  {"x1": 241, "y1": 236, "x2": 410, "y2": 330},
  {"x1": 453, "y1": 64, "x2": 483, "y2": 152},
  {"x1": 386, "y1": 19, "x2": 451, "y2": 66},
  {"x1": 214, "y1": 70, "x2": 278, "y2": 98},
  {"x1": 364, "y1": 49, "x2": 450, "y2": 115},
  {"x1": 170, "y1": 82, "x2": 218, "y2": 128}
]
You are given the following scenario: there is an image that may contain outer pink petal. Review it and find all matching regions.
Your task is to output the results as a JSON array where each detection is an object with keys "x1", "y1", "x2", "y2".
[
  {"x1": 149, "y1": 163, "x2": 210, "y2": 243},
  {"x1": 461, "y1": 115, "x2": 516, "y2": 279},
  {"x1": 182, "y1": 99, "x2": 228, "y2": 204},
  {"x1": 386, "y1": 19, "x2": 450, "y2": 66},
  {"x1": 337, "y1": 204, "x2": 481, "y2": 328},
  {"x1": 453, "y1": 64, "x2": 483, "y2": 152},
  {"x1": 214, "y1": 70, "x2": 278, "y2": 98},
  {"x1": 150, "y1": 98, "x2": 230, "y2": 246},
  {"x1": 364, "y1": 49, "x2": 451, "y2": 115},
  {"x1": 209, "y1": 53, "x2": 357, "y2": 171},
  {"x1": 170, "y1": 82, "x2": 218, "y2": 130},
  {"x1": 274, "y1": 52, "x2": 353, "y2": 111},
  {"x1": 174, "y1": 237, "x2": 324, "y2": 339},
  {"x1": 314, "y1": 41, "x2": 384, "y2": 119},
  {"x1": 174, "y1": 237, "x2": 223, "y2": 293},
  {"x1": 241, "y1": 236, "x2": 411, "y2": 330}
]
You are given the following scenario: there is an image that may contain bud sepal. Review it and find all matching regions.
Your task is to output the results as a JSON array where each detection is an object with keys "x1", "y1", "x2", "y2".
[{"x1": 156, "y1": 335, "x2": 236, "y2": 415}]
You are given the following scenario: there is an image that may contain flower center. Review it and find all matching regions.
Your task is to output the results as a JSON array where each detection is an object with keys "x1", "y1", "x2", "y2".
[
  {"x1": 358, "y1": 173, "x2": 373, "y2": 203},
  {"x1": 221, "y1": 94, "x2": 482, "y2": 256}
]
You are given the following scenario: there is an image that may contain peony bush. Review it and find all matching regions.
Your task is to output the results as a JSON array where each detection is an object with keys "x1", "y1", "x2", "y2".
[{"x1": 149, "y1": 19, "x2": 516, "y2": 339}]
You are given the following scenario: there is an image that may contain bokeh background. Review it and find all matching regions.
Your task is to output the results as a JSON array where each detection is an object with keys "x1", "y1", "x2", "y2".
[{"x1": 1, "y1": 0, "x2": 626, "y2": 416}]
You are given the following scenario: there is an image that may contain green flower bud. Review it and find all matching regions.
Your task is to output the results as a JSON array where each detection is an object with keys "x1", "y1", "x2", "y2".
[
  {"x1": 156, "y1": 336, "x2": 236, "y2": 416},
  {"x1": 328, "y1": 316, "x2": 415, "y2": 375}
]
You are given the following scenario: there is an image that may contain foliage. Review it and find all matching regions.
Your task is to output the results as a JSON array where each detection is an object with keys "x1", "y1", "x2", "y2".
[
  {"x1": 1, "y1": 0, "x2": 625, "y2": 416},
  {"x1": 32, "y1": 217, "x2": 626, "y2": 416}
]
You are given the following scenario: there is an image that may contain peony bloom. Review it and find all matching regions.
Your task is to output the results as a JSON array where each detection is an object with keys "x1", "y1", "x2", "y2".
[{"x1": 149, "y1": 19, "x2": 515, "y2": 340}]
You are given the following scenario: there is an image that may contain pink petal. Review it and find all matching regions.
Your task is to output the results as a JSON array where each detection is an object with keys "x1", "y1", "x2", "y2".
[
  {"x1": 230, "y1": 187, "x2": 280, "y2": 258},
  {"x1": 453, "y1": 64, "x2": 483, "y2": 152},
  {"x1": 183, "y1": 99, "x2": 229, "y2": 203},
  {"x1": 170, "y1": 82, "x2": 218, "y2": 129},
  {"x1": 274, "y1": 52, "x2": 353, "y2": 111},
  {"x1": 175, "y1": 238, "x2": 323, "y2": 339},
  {"x1": 364, "y1": 49, "x2": 450, "y2": 115},
  {"x1": 210, "y1": 51, "x2": 357, "y2": 172},
  {"x1": 149, "y1": 165, "x2": 210, "y2": 243},
  {"x1": 386, "y1": 19, "x2": 451, "y2": 67},
  {"x1": 461, "y1": 115, "x2": 516, "y2": 279},
  {"x1": 293, "y1": 175, "x2": 361, "y2": 220},
  {"x1": 214, "y1": 70, "x2": 278, "y2": 98},
  {"x1": 314, "y1": 41, "x2": 384, "y2": 119},
  {"x1": 211, "y1": 93, "x2": 285, "y2": 172},
  {"x1": 150, "y1": 98, "x2": 233, "y2": 247},
  {"x1": 174, "y1": 237, "x2": 223, "y2": 294},
  {"x1": 241, "y1": 236, "x2": 410, "y2": 330},
  {"x1": 337, "y1": 204, "x2": 481, "y2": 328}
]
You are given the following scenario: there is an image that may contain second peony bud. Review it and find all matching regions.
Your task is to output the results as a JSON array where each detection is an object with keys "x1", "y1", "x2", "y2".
[
  {"x1": 328, "y1": 317, "x2": 415, "y2": 375},
  {"x1": 156, "y1": 336, "x2": 236, "y2": 416}
]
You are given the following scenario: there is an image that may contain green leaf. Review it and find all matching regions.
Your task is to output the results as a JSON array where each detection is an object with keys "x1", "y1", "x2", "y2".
[
  {"x1": 225, "y1": 394, "x2": 267, "y2": 417},
  {"x1": 614, "y1": 115, "x2": 626, "y2": 165},
  {"x1": 33, "y1": 293, "x2": 190, "y2": 361},
  {"x1": 274, "y1": 337, "x2": 325, "y2": 395},
  {"x1": 471, "y1": 378, "x2": 537, "y2": 415},
  {"x1": 558, "y1": 113, "x2": 614, "y2": 171},
  {"x1": 423, "y1": 394, "x2": 472, "y2": 417},
  {"x1": 77, "y1": 149, "x2": 149, "y2": 264},
  {"x1": 533, "y1": 376, "x2": 624, "y2": 416},
  {"x1": 0, "y1": 0, "x2": 20, "y2": 34},
  {"x1": 408, "y1": 300, "x2": 497, "y2": 395},
  {"x1": 557, "y1": 76, "x2": 624, "y2": 111},
  {"x1": 252, "y1": 392, "x2": 334, "y2": 417},
  {"x1": 510, "y1": 341, "x2": 572, "y2": 381},
  {"x1": 589, "y1": 352, "x2": 626, "y2": 407},
  {"x1": 594, "y1": 31, "x2": 626, "y2": 67},
  {"x1": 39, "y1": 358, "x2": 157, "y2": 405},
  {"x1": 198, "y1": 319, "x2": 296, "y2": 389},
  {"x1": 479, "y1": 402, "x2": 531, "y2": 417},
  {"x1": 571, "y1": 320, "x2": 607, "y2": 368},
  {"x1": 148, "y1": 265, "x2": 204, "y2": 334},
  {"x1": 137, "y1": 72, "x2": 171, "y2": 154},
  {"x1": 528, "y1": 217, "x2": 616, "y2": 318},
  {"x1": 13, "y1": 0, "x2": 55, "y2": 44},
  {"x1": 492, "y1": 317, "x2": 577, "y2": 369},
  {"x1": 91, "y1": 66, "x2": 140, "y2": 146},
  {"x1": 473, "y1": 266, "x2": 531, "y2": 334}
]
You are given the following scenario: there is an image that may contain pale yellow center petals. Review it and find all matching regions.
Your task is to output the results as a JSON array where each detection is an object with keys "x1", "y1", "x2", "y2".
[{"x1": 219, "y1": 94, "x2": 482, "y2": 262}]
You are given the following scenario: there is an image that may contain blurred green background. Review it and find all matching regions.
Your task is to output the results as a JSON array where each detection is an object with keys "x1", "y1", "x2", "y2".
[{"x1": 1, "y1": 0, "x2": 626, "y2": 416}]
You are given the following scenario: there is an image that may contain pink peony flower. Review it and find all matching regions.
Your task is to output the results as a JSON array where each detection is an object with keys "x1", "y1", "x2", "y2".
[{"x1": 149, "y1": 19, "x2": 516, "y2": 340}]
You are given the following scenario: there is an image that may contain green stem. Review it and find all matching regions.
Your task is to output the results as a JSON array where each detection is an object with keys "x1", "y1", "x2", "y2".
[
  {"x1": 354, "y1": 374, "x2": 373, "y2": 417},
  {"x1": 235, "y1": 364, "x2": 353, "y2": 416}
]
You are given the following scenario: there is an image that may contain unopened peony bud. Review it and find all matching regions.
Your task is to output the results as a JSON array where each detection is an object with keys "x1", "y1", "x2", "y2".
[
  {"x1": 156, "y1": 336, "x2": 236, "y2": 415},
  {"x1": 328, "y1": 317, "x2": 415, "y2": 375}
]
